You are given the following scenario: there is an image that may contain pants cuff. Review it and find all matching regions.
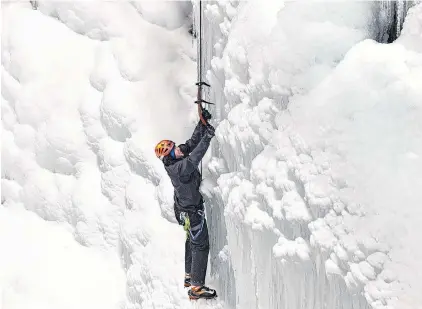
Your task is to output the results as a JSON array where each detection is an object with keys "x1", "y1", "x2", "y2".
[{"x1": 191, "y1": 280, "x2": 204, "y2": 287}]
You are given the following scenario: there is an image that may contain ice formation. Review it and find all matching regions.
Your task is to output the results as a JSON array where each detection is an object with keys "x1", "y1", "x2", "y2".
[
  {"x1": 2, "y1": 1, "x2": 422, "y2": 309},
  {"x1": 200, "y1": 1, "x2": 422, "y2": 309},
  {"x1": 2, "y1": 2, "x2": 222, "y2": 309}
]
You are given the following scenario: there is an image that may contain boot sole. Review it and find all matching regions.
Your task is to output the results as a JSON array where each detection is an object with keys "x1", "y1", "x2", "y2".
[{"x1": 188, "y1": 294, "x2": 217, "y2": 300}]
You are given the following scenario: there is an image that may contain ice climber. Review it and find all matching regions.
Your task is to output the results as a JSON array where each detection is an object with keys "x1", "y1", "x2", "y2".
[{"x1": 154, "y1": 109, "x2": 217, "y2": 300}]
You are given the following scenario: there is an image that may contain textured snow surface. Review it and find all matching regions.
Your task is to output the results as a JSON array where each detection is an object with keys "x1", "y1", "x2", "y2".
[
  {"x1": 1, "y1": 2, "x2": 224, "y2": 309},
  {"x1": 0, "y1": 207, "x2": 125, "y2": 309},
  {"x1": 201, "y1": 2, "x2": 422, "y2": 309}
]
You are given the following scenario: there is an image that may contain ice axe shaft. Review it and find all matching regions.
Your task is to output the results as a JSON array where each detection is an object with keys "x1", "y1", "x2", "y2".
[
  {"x1": 196, "y1": 81, "x2": 213, "y2": 125},
  {"x1": 196, "y1": 81, "x2": 210, "y2": 87},
  {"x1": 195, "y1": 99, "x2": 214, "y2": 105}
]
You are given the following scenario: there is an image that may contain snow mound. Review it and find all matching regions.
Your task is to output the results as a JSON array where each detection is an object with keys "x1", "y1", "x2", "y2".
[
  {"x1": 0, "y1": 206, "x2": 125, "y2": 309},
  {"x1": 202, "y1": 2, "x2": 422, "y2": 309},
  {"x1": 2, "y1": 2, "x2": 226, "y2": 309}
]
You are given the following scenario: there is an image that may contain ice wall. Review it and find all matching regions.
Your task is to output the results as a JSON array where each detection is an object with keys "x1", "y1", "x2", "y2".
[
  {"x1": 1, "y1": 2, "x2": 225, "y2": 308},
  {"x1": 199, "y1": 2, "x2": 422, "y2": 309},
  {"x1": 2, "y1": 1, "x2": 421, "y2": 309},
  {"x1": 377, "y1": 1, "x2": 419, "y2": 42}
]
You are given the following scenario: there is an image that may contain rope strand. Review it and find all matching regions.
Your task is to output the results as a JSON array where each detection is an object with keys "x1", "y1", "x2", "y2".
[{"x1": 199, "y1": 0, "x2": 203, "y2": 177}]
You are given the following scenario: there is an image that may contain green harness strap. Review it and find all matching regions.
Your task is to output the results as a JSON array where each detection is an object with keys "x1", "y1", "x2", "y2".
[{"x1": 183, "y1": 215, "x2": 190, "y2": 239}]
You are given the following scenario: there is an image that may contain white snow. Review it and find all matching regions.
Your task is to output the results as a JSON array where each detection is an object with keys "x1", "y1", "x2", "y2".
[
  {"x1": 201, "y1": 1, "x2": 422, "y2": 309},
  {"x1": 2, "y1": 1, "x2": 422, "y2": 309},
  {"x1": 2, "y1": 2, "x2": 223, "y2": 309},
  {"x1": 0, "y1": 206, "x2": 125, "y2": 309}
]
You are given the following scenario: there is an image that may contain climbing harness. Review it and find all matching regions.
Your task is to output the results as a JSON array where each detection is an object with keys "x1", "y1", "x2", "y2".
[
  {"x1": 195, "y1": 0, "x2": 214, "y2": 175},
  {"x1": 189, "y1": 209, "x2": 205, "y2": 241},
  {"x1": 180, "y1": 212, "x2": 190, "y2": 239},
  {"x1": 180, "y1": 209, "x2": 206, "y2": 241}
]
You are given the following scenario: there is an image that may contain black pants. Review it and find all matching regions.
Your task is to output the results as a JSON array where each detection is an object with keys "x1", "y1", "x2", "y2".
[{"x1": 176, "y1": 206, "x2": 210, "y2": 287}]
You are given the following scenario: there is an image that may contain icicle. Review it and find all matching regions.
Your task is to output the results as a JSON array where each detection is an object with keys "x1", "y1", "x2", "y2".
[
  {"x1": 378, "y1": 0, "x2": 418, "y2": 42},
  {"x1": 396, "y1": 0, "x2": 404, "y2": 38},
  {"x1": 378, "y1": 1, "x2": 394, "y2": 43},
  {"x1": 395, "y1": 1, "x2": 419, "y2": 39}
]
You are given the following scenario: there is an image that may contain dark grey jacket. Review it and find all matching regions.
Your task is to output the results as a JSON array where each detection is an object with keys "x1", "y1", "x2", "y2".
[{"x1": 164, "y1": 121, "x2": 212, "y2": 214}]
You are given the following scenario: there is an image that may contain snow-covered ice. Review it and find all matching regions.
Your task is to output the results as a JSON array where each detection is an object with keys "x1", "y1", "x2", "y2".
[
  {"x1": 0, "y1": 206, "x2": 125, "y2": 309},
  {"x1": 2, "y1": 1, "x2": 422, "y2": 309},
  {"x1": 2, "y1": 2, "x2": 223, "y2": 309},
  {"x1": 201, "y1": 1, "x2": 422, "y2": 309}
]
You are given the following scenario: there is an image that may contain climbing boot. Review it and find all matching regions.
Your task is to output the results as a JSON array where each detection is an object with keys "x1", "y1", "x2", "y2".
[{"x1": 188, "y1": 285, "x2": 217, "y2": 300}]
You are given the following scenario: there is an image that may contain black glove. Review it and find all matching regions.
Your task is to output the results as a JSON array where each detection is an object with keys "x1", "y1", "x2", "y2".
[
  {"x1": 202, "y1": 109, "x2": 212, "y2": 121},
  {"x1": 205, "y1": 123, "x2": 215, "y2": 137}
]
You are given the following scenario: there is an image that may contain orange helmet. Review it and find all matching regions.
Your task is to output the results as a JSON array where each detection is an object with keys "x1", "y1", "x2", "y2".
[{"x1": 155, "y1": 140, "x2": 175, "y2": 159}]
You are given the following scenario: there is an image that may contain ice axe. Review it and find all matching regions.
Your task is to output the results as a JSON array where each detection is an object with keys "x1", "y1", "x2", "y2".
[{"x1": 195, "y1": 81, "x2": 214, "y2": 125}]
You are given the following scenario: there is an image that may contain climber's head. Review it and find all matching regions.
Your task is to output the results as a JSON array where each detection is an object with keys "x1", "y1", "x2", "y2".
[
  {"x1": 155, "y1": 140, "x2": 175, "y2": 160},
  {"x1": 154, "y1": 140, "x2": 184, "y2": 160}
]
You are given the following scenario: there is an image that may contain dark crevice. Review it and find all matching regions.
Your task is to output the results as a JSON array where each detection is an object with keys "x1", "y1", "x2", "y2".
[
  {"x1": 188, "y1": 24, "x2": 197, "y2": 38},
  {"x1": 375, "y1": 1, "x2": 416, "y2": 43},
  {"x1": 388, "y1": 2, "x2": 400, "y2": 43}
]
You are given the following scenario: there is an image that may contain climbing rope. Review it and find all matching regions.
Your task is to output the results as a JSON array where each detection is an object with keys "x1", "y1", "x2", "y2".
[
  {"x1": 195, "y1": 0, "x2": 214, "y2": 177},
  {"x1": 198, "y1": 0, "x2": 203, "y2": 176},
  {"x1": 198, "y1": 0, "x2": 202, "y2": 89}
]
